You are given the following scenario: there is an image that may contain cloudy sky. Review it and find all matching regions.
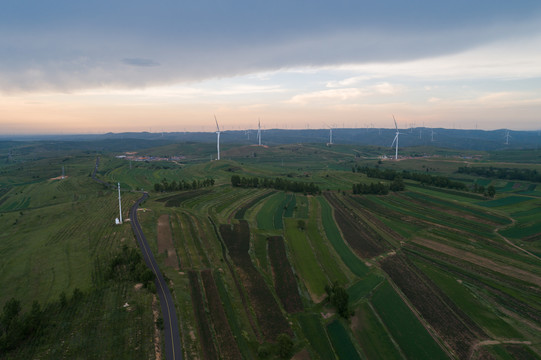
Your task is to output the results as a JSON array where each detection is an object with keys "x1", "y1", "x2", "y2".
[{"x1": 1, "y1": 1, "x2": 541, "y2": 134}]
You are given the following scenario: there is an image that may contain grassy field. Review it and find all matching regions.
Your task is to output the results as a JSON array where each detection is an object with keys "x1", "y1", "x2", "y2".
[{"x1": 3, "y1": 140, "x2": 541, "y2": 359}]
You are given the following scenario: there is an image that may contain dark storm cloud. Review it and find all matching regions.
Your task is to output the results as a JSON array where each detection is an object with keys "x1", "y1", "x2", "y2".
[{"x1": 0, "y1": 0, "x2": 540, "y2": 91}]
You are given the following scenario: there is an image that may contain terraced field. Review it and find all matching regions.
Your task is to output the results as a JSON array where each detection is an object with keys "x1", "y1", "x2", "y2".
[{"x1": 4, "y1": 143, "x2": 541, "y2": 360}]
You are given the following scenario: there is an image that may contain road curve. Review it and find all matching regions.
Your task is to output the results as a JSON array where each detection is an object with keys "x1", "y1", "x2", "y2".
[{"x1": 130, "y1": 193, "x2": 183, "y2": 360}]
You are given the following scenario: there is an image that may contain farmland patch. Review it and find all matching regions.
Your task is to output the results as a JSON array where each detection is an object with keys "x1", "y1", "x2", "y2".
[
  {"x1": 156, "y1": 214, "x2": 179, "y2": 269},
  {"x1": 219, "y1": 220, "x2": 292, "y2": 340},
  {"x1": 371, "y1": 280, "x2": 448, "y2": 360},
  {"x1": 268, "y1": 236, "x2": 303, "y2": 313}
]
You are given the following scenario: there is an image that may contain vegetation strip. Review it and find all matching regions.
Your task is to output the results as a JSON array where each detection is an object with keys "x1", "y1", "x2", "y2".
[
  {"x1": 267, "y1": 236, "x2": 303, "y2": 313},
  {"x1": 200, "y1": 269, "x2": 243, "y2": 359}
]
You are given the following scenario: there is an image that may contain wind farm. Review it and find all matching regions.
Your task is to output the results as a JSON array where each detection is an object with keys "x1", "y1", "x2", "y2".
[{"x1": 2, "y1": 1, "x2": 541, "y2": 359}]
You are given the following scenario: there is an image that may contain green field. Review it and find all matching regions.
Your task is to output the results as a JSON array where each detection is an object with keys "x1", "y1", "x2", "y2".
[
  {"x1": 371, "y1": 281, "x2": 448, "y2": 360},
  {"x1": 2, "y1": 140, "x2": 541, "y2": 359}
]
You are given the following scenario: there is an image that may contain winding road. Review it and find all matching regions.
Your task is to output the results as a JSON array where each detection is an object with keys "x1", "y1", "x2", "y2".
[
  {"x1": 130, "y1": 193, "x2": 183, "y2": 360},
  {"x1": 92, "y1": 157, "x2": 182, "y2": 358}
]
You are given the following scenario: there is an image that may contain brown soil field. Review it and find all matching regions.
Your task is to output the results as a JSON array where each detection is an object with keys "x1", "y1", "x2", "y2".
[
  {"x1": 324, "y1": 192, "x2": 388, "y2": 258},
  {"x1": 268, "y1": 236, "x2": 303, "y2": 313},
  {"x1": 219, "y1": 221, "x2": 292, "y2": 341},
  {"x1": 188, "y1": 270, "x2": 219, "y2": 360},
  {"x1": 201, "y1": 269, "x2": 243, "y2": 359},
  {"x1": 411, "y1": 237, "x2": 541, "y2": 287},
  {"x1": 157, "y1": 214, "x2": 179, "y2": 270}
]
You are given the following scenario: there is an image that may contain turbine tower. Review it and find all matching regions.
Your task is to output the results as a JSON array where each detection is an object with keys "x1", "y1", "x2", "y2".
[
  {"x1": 117, "y1": 182, "x2": 123, "y2": 224},
  {"x1": 215, "y1": 115, "x2": 221, "y2": 160},
  {"x1": 391, "y1": 115, "x2": 400, "y2": 160},
  {"x1": 257, "y1": 119, "x2": 261, "y2": 145},
  {"x1": 504, "y1": 130, "x2": 511, "y2": 145},
  {"x1": 324, "y1": 123, "x2": 334, "y2": 145},
  {"x1": 431, "y1": 129, "x2": 436, "y2": 142}
]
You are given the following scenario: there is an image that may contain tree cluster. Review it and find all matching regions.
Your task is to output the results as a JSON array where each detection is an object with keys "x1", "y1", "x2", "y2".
[
  {"x1": 0, "y1": 298, "x2": 43, "y2": 352},
  {"x1": 231, "y1": 175, "x2": 320, "y2": 195},
  {"x1": 352, "y1": 177, "x2": 405, "y2": 195},
  {"x1": 458, "y1": 166, "x2": 541, "y2": 182},
  {"x1": 472, "y1": 183, "x2": 496, "y2": 198},
  {"x1": 154, "y1": 177, "x2": 214, "y2": 192},
  {"x1": 105, "y1": 245, "x2": 155, "y2": 288},
  {"x1": 355, "y1": 166, "x2": 466, "y2": 191},
  {"x1": 325, "y1": 281, "x2": 353, "y2": 319}
]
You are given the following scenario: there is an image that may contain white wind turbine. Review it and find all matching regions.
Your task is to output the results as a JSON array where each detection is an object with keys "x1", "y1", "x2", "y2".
[
  {"x1": 391, "y1": 115, "x2": 401, "y2": 160},
  {"x1": 504, "y1": 130, "x2": 511, "y2": 145},
  {"x1": 257, "y1": 118, "x2": 262, "y2": 146},
  {"x1": 214, "y1": 115, "x2": 221, "y2": 160},
  {"x1": 431, "y1": 128, "x2": 436, "y2": 142}
]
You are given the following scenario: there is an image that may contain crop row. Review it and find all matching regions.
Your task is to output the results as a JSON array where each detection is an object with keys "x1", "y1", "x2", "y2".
[
  {"x1": 326, "y1": 320, "x2": 361, "y2": 360},
  {"x1": 405, "y1": 246, "x2": 541, "y2": 325},
  {"x1": 317, "y1": 197, "x2": 369, "y2": 277},
  {"x1": 256, "y1": 192, "x2": 287, "y2": 230},
  {"x1": 188, "y1": 270, "x2": 219, "y2": 360},
  {"x1": 201, "y1": 269, "x2": 243, "y2": 359},
  {"x1": 324, "y1": 192, "x2": 388, "y2": 258},
  {"x1": 403, "y1": 191, "x2": 510, "y2": 225},
  {"x1": 267, "y1": 236, "x2": 303, "y2": 313},
  {"x1": 219, "y1": 220, "x2": 292, "y2": 341},
  {"x1": 157, "y1": 189, "x2": 212, "y2": 207},
  {"x1": 284, "y1": 218, "x2": 328, "y2": 299},
  {"x1": 298, "y1": 314, "x2": 336, "y2": 359},
  {"x1": 371, "y1": 280, "x2": 448, "y2": 359},
  {"x1": 234, "y1": 190, "x2": 274, "y2": 219},
  {"x1": 380, "y1": 254, "x2": 485, "y2": 359}
]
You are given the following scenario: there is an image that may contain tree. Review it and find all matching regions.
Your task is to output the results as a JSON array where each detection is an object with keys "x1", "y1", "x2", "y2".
[
  {"x1": 487, "y1": 185, "x2": 496, "y2": 198},
  {"x1": 297, "y1": 220, "x2": 306, "y2": 231},
  {"x1": 277, "y1": 333, "x2": 294, "y2": 359},
  {"x1": 326, "y1": 281, "x2": 352, "y2": 319}
]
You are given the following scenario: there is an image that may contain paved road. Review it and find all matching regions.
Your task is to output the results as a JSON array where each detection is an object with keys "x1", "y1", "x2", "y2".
[{"x1": 130, "y1": 193, "x2": 183, "y2": 360}]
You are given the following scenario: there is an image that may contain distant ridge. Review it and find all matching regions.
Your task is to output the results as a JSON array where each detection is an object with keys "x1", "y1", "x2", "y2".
[{"x1": 1, "y1": 128, "x2": 540, "y2": 151}]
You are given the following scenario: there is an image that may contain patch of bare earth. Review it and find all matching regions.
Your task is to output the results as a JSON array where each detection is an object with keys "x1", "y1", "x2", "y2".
[
  {"x1": 157, "y1": 214, "x2": 179, "y2": 270},
  {"x1": 292, "y1": 348, "x2": 312, "y2": 360},
  {"x1": 152, "y1": 295, "x2": 162, "y2": 360},
  {"x1": 412, "y1": 237, "x2": 541, "y2": 287}
]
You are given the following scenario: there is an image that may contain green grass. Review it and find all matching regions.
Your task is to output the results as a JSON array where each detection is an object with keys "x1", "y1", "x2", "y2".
[
  {"x1": 326, "y1": 320, "x2": 362, "y2": 360},
  {"x1": 413, "y1": 258, "x2": 522, "y2": 339},
  {"x1": 295, "y1": 195, "x2": 309, "y2": 218},
  {"x1": 347, "y1": 272, "x2": 384, "y2": 304},
  {"x1": 306, "y1": 197, "x2": 350, "y2": 285},
  {"x1": 284, "y1": 218, "x2": 328, "y2": 298},
  {"x1": 256, "y1": 192, "x2": 287, "y2": 230},
  {"x1": 318, "y1": 197, "x2": 369, "y2": 277},
  {"x1": 478, "y1": 196, "x2": 534, "y2": 208},
  {"x1": 353, "y1": 302, "x2": 403, "y2": 360},
  {"x1": 298, "y1": 314, "x2": 337, "y2": 359},
  {"x1": 371, "y1": 281, "x2": 448, "y2": 360}
]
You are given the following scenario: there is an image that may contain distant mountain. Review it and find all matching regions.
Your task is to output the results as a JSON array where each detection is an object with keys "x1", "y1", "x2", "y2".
[{"x1": 2, "y1": 128, "x2": 540, "y2": 151}]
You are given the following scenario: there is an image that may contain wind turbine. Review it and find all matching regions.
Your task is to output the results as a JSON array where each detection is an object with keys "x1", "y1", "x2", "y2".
[
  {"x1": 257, "y1": 118, "x2": 262, "y2": 146},
  {"x1": 214, "y1": 115, "x2": 221, "y2": 160},
  {"x1": 391, "y1": 115, "x2": 401, "y2": 160},
  {"x1": 504, "y1": 130, "x2": 511, "y2": 145},
  {"x1": 431, "y1": 129, "x2": 436, "y2": 142},
  {"x1": 324, "y1": 123, "x2": 334, "y2": 145}
]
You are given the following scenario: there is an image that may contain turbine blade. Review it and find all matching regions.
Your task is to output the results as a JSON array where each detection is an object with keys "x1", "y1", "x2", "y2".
[
  {"x1": 392, "y1": 115, "x2": 398, "y2": 130},
  {"x1": 214, "y1": 114, "x2": 220, "y2": 132},
  {"x1": 391, "y1": 134, "x2": 398, "y2": 147}
]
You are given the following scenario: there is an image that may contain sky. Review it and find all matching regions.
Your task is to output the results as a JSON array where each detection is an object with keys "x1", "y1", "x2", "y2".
[{"x1": 1, "y1": 1, "x2": 541, "y2": 134}]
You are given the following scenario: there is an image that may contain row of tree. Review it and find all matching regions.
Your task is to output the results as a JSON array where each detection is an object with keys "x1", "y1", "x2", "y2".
[
  {"x1": 457, "y1": 166, "x2": 541, "y2": 182},
  {"x1": 356, "y1": 166, "x2": 467, "y2": 191},
  {"x1": 231, "y1": 175, "x2": 320, "y2": 195},
  {"x1": 154, "y1": 177, "x2": 215, "y2": 192},
  {"x1": 351, "y1": 177, "x2": 405, "y2": 195}
]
